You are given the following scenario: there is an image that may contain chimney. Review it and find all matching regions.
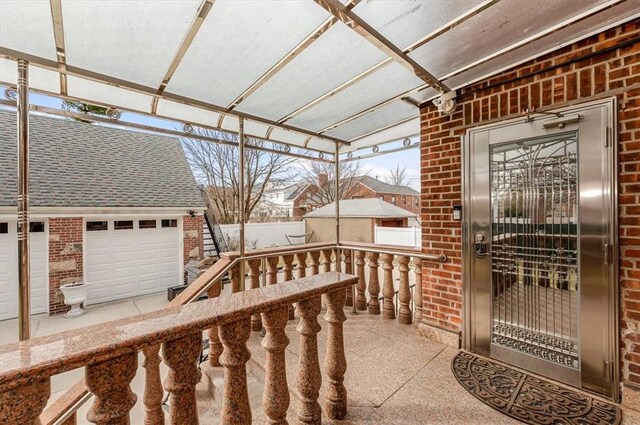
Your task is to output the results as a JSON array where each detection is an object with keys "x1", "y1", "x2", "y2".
[{"x1": 318, "y1": 173, "x2": 328, "y2": 187}]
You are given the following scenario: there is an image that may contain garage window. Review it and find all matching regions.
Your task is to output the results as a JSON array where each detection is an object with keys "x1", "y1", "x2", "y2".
[
  {"x1": 114, "y1": 220, "x2": 134, "y2": 230},
  {"x1": 139, "y1": 220, "x2": 156, "y2": 229},
  {"x1": 162, "y1": 219, "x2": 177, "y2": 228},
  {"x1": 29, "y1": 222, "x2": 45, "y2": 232},
  {"x1": 0, "y1": 223, "x2": 7, "y2": 234},
  {"x1": 87, "y1": 221, "x2": 108, "y2": 231}
]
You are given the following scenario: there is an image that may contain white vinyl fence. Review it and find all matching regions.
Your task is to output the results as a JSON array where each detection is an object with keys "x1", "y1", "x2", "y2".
[
  {"x1": 374, "y1": 225, "x2": 421, "y2": 248},
  {"x1": 218, "y1": 221, "x2": 305, "y2": 249}
]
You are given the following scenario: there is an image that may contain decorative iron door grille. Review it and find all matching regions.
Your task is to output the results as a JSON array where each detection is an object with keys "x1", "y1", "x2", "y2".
[
  {"x1": 463, "y1": 99, "x2": 618, "y2": 399},
  {"x1": 490, "y1": 135, "x2": 579, "y2": 369}
]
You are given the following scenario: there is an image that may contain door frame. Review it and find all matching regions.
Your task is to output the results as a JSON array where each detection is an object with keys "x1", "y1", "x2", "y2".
[{"x1": 461, "y1": 97, "x2": 619, "y2": 400}]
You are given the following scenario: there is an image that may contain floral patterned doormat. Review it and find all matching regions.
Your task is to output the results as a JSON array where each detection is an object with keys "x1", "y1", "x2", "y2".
[{"x1": 451, "y1": 351, "x2": 621, "y2": 424}]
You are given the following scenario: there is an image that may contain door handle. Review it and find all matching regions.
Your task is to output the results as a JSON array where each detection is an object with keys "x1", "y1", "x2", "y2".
[{"x1": 475, "y1": 232, "x2": 489, "y2": 257}]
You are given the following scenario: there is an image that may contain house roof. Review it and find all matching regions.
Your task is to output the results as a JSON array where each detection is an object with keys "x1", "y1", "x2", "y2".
[
  {"x1": 285, "y1": 183, "x2": 309, "y2": 201},
  {"x1": 0, "y1": 110, "x2": 205, "y2": 208},
  {"x1": 304, "y1": 198, "x2": 416, "y2": 219},
  {"x1": 355, "y1": 176, "x2": 419, "y2": 196}
]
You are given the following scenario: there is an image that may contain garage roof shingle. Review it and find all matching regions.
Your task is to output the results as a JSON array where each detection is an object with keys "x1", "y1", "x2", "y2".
[{"x1": 0, "y1": 110, "x2": 205, "y2": 208}]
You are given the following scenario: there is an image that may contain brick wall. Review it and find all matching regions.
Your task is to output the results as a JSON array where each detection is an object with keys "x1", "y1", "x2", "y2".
[
  {"x1": 48, "y1": 217, "x2": 83, "y2": 315},
  {"x1": 183, "y1": 214, "x2": 204, "y2": 264},
  {"x1": 420, "y1": 21, "x2": 639, "y2": 387},
  {"x1": 351, "y1": 183, "x2": 420, "y2": 214}
]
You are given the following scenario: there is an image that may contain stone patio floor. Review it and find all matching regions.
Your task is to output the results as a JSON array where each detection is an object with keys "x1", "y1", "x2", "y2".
[{"x1": 2, "y1": 293, "x2": 640, "y2": 424}]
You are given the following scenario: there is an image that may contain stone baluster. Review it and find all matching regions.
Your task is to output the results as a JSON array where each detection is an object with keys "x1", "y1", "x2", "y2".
[
  {"x1": 219, "y1": 318, "x2": 252, "y2": 425},
  {"x1": 282, "y1": 254, "x2": 296, "y2": 319},
  {"x1": 343, "y1": 249, "x2": 353, "y2": 307},
  {"x1": 142, "y1": 345, "x2": 164, "y2": 425},
  {"x1": 267, "y1": 256, "x2": 279, "y2": 285},
  {"x1": 397, "y1": 256, "x2": 412, "y2": 324},
  {"x1": 323, "y1": 289, "x2": 348, "y2": 420},
  {"x1": 261, "y1": 307, "x2": 290, "y2": 425},
  {"x1": 86, "y1": 352, "x2": 137, "y2": 425},
  {"x1": 296, "y1": 296, "x2": 323, "y2": 424},
  {"x1": 208, "y1": 283, "x2": 224, "y2": 366},
  {"x1": 334, "y1": 248, "x2": 342, "y2": 272},
  {"x1": 309, "y1": 251, "x2": 320, "y2": 275},
  {"x1": 321, "y1": 249, "x2": 332, "y2": 274},
  {"x1": 230, "y1": 262, "x2": 242, "y2": 293},
  {"x1": 355, "y1": 250, "x2": 367, "y2": 311},
  {"x1": 295, "y1": 252, "x2": 307, "y2": 279},
  {"x1": 248, "y1": 259, "x2": 263, "y2": 331},
  {"x1": 343, "y1": 249, "x2": 352, "y2": 274},
  {"x1": 381, "y1": 254, "x2": 396, "y2": 320},
  {"x1": 0, "y1": 378, "x2": 50, "y2": 425},
  {"x1": 367, "y1": 252, "x2": 381, "y2": 314},
  {"x1": 163, "y1": 333, "x2": 202, "y2": 424},
  {"x1": 414, "y1": 258, "x2": 423, "y2": 322}
]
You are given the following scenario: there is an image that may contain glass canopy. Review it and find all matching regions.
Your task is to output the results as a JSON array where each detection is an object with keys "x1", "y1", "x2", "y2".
[{"x1": 0, "y1": 0, "x2": 637, "y2": 159}]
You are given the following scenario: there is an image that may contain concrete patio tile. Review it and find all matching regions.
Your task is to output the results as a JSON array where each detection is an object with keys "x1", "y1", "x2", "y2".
[
  {"x1": 0, "y1": 314, "x2": 41, "y2": 345},
  {"x1": 35, "y1": 299, "x2": 141, "y2": 337},
  {"x1": 375, "y1": 372, "x2": 519, "y2": 425},
  {"x1": 133, "y1": 293, "x2": 168, "y2": 313}
]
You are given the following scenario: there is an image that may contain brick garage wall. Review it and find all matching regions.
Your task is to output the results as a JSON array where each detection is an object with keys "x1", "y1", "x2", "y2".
[
  {"x1": 48, "y1": 217, "x2": 83, "y2": 315},
  {"x1": 183, "y1": 214, "x2": 204, "y2": 264},
  {"x1": 420, "y1": 21, "x2": 639, "y2": 385}
]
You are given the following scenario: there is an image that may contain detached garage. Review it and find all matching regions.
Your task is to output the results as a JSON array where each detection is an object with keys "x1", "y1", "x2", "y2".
[{"x1": 0, "y1": 110, "x2": 205, "y2": 317}]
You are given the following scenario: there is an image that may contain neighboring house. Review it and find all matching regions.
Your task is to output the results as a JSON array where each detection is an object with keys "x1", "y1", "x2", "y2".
[
  {"x1": 349, "y1": 176, "x2": 420, "y2": 214},
  {"x1": 303, "y1": 198, "x2": 417, "y2": 243},
  {"x1": 303, "y1": 176, "x2": 420, "y2": 216},
  {"x1": 253, "y1": 181, "x2": 309, "y2": 220},
  {"x1": 0, "y1": 111, "x2": 205, "y2": 318}
]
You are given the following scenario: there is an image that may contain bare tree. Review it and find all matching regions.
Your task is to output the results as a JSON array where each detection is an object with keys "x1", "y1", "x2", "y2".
[
  {"x1": 385, "y1": 165, "x2": 409, "y2": 186},
  {"x1": 182, "y1": 129, "x2": 296, "y2": 224},
  {"x1": 299, "y1": 160, "x2": 366, "y2": 207}
]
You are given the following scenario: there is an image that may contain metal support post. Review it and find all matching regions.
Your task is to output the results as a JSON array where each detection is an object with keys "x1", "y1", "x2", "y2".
[
  {"x1": 238, "y1": 117, "x2": 246, "y2": 290},
  {"x1": 17, "y1": 59, "x2": 30, "y2": 341},
  {"x1": 334, "y1": 143, "x2": 340, "y2": 245}
]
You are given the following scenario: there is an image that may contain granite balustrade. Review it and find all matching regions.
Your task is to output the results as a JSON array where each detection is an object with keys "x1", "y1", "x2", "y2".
[{"x1": 0, "y1": 272, "x2": 356, "y2": 425}]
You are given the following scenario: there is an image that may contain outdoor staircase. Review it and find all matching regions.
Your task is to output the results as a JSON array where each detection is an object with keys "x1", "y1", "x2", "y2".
[{"x1": 200, "y1": 187, "x2": 228, "y2": 257}]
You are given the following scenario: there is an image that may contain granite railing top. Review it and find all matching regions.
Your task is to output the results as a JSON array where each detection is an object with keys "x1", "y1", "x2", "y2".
[{"x1": 0, "y1": 272, "x2": 357, "y2": 391}]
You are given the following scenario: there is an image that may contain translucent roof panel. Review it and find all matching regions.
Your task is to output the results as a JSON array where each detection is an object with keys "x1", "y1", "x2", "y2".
[
  {"x1": 345, "y1": 117, "x2": 420, "y2": 153},
  {"x1": 67, "y1": 76, "x2": 154, "y2": 113},
  {"x1": 0, "y1": 0, "x2": 635, "y2": 158},
  {"x1": 324, "y1": 101, "x2": 417, "y2": 141},
  {"x1": 62, "y1": 0, "x2": 201, "y2": 88},
  {"x1": 307, "y1": 138, "x2": 338, "y2": 153},
  {"x1": 0, "y1": 58, "x2": 60, "y2": 94},
  {"x1": 0, "y1": 0, "x2": 56, "y2": 60},
  {"x1": 268, "y1": 128, "x2": 314, "y2": 149},
  {"x1": 352, "y1": 0, "x2": 485, "y2": 50},
  {"x1": 244, "y1": 120, "x2": 272, "y2": 140},
  {"x1": 288, "y1": 62, "x2": 423, "y2": 132},
  {"x1": 155, "y1": 100, "x2": 221, "y2": 129},
  {"x1": 409, "y1": 0, "x2": 610, "y2": 78},
  {"x1": 235, "y1": 23, "x2": 388, "y2": 121},
  {"x1": 166, "y1": 0, "x2": 330, "y2": 107},
  {"x1": 442, "y1": 1, "x2": 640, "y2": 90}
]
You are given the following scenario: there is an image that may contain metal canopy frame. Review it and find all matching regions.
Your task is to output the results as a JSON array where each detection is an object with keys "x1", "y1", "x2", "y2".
[
  {"x1": 0, "y1": 0, "x2": 635, "y2": 159},
  {"x1": 2, "y1": 0, "x2": 636, "y2": 342}
]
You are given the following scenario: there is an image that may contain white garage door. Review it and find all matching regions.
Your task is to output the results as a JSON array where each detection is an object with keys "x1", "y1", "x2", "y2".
[
  {"x1": 85, "y1": 218, "x2": 181, "y2": 305},
  {"x1": 0, "y1": 221, "x2": 48, "y2": 321}
]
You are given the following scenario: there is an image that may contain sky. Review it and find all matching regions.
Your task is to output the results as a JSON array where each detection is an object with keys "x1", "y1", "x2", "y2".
[{"x1": 6, "y1": 90, "x2": 420, "y2": 190}]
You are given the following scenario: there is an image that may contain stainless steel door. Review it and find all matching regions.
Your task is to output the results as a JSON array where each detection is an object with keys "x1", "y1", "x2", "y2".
[{"x1": 463, "y1": 98, "x2": 618, "y2": 400}]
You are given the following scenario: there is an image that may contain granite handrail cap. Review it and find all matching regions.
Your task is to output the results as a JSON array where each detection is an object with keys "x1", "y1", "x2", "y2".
[{"x1": 0, "y1": 272, "x2": 357, "y2": 391}]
